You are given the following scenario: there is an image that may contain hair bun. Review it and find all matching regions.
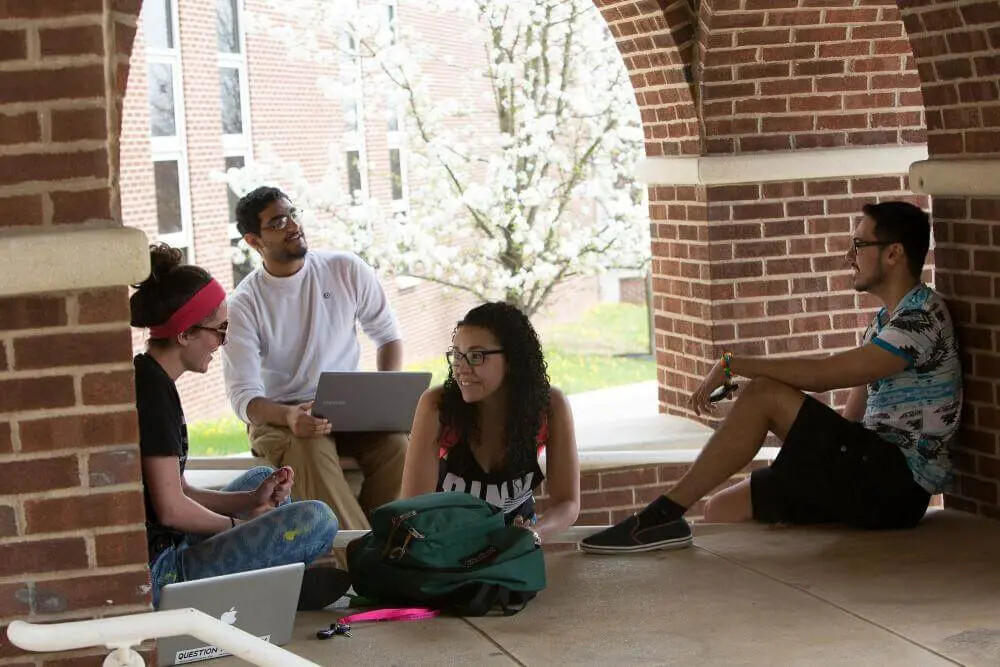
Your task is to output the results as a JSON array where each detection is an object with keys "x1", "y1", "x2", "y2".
[{"x1": 132, "y1": 243, "x2": 181, "y2": 292}]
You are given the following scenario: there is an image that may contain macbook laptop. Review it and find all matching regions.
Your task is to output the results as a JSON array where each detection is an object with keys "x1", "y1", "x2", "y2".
[
  {"x1": 312, "y1": 371, "x2": 431, "y2": 432},
  {"x1": 156, "y1": 562, "x2": 303, "y2": 666}
]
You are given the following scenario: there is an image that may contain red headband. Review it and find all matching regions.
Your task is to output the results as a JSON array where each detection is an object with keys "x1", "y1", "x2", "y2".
[{"x1": 149, "y1": 279, "x2": 226, "y2": 339}]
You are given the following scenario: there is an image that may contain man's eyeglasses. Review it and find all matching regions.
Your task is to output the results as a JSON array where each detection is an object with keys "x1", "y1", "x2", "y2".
[
  {"x1": 850, "y1": 238, "x2": 895, "y2": 253},
  {"x1": 191, "y1": 323, "x2": 228, "y2": 345},
  {"x1": 446, "y1": 347, "x2": 503, "y2": 367},
  {"x1": 263, "y1": 209, "x2": 301, "y2": 232}
]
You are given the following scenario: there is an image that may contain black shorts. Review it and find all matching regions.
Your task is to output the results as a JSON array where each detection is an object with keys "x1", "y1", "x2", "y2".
[{"x1": 750, "y1": 396, "x2": 930, "y2": 529}]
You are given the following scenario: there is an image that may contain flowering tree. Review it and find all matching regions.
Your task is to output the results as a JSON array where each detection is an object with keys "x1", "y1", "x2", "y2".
[{"x1": 234, "y1": 0, "x2": 649, "y2": 317}]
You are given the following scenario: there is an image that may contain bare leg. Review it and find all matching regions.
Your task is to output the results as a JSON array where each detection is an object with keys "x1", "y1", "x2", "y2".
[
  {"x1": 579, "y1": 377, "x2": 809, "y2": 553},
  {"x1": 667, "y1": 377, "x2": 806, "y2": 509},
  {"x1": 703, "y1": 478, "x2": 753, "y2": 522}
]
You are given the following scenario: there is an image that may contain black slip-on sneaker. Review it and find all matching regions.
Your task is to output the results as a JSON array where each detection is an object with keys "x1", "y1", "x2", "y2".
[{"x1": 579, "y1": 514, "x2": 692, "y2": 554}]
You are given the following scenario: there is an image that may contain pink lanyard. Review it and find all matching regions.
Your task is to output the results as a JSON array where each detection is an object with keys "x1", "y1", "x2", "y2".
[{"x1": 318, "y1": 608, "x2": 440, "y2": 639}]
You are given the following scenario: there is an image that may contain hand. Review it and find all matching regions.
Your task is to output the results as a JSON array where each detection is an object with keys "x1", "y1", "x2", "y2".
[
  {"x1": 512, "y1": 516, "x2": 541, "y2": 545},
  {"x1": 248, "y1": 466, "x2": 294, "y2": 516},
  {"x1": 286, "y1": 402, "x2": 332, "y2": 439},
  {"x1": 688, "y1": 360, "x2": 728, "y2": 417},
  {"x1": 269, "y1": 466, "x2": 294, "y2": 506}
]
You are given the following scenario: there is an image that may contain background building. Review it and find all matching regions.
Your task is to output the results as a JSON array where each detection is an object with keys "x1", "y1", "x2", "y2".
[{"x1": 121, "y1": 0, "x2": 602, "y2": 421}]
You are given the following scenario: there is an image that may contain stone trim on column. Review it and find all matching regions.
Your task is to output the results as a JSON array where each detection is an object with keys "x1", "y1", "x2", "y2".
[
  {"x1": 909, "y1": 159, "x2": 1000, "y2": 196},
  {"x1": 0, "y1": 225, "x2": 149, "y2": 296},
  {"x1": 636, "y1": 145, "x2": 929, "y2": 186}
]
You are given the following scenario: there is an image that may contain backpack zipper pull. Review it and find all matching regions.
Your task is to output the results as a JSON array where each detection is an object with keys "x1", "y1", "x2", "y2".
[{"x1": 383, "y1": 510, "x2": 420, "y2": 558}]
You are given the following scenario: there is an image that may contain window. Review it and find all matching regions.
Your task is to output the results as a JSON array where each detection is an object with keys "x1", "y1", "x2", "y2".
[
  {"x1": 341, "y1": 25, "x2": 368, "y2": 206},
  {"x1": 216, "y1": 0, "x2": 240, "y2": 54},
  {"x1": 225, "y1": 156, "x2": 253, "y2": 287},
  {"x1": 346, "y1": 150, "x2": 363, "y2": 203},
  {"x1": 386, "y1": 2, "x2": 397, "y2": 45},
  {"x1": 147, "y1": 63, "x2": 176, "y2": 136},
  {"x1": 381, "y1": 2, "x2": 407, "y2": 211},
  {"x1": 142, "y1": 0, "x2": 193, "y2": 258},
  {"x1": 389, "y1": 148, "x2": 404, "y2": 201},
  {"x1": 153, "y1": 161, "x2": 183, "y2": 235},
  {"x1": 219, "y1": 67, "x2": 244, "y2": 134},
  {"x1": 217, "y1": 0, "x2": 253, "y2": 285},
  {"x1": 144, "y1": 0, "x2": 174, "y2": 49},
  {"x1": 217, "y1": 0, "x2": 251, "y2": 151}
]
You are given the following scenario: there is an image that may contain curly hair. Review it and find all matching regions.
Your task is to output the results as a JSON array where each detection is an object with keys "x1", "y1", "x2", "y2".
[
  {"x1": 438, "y1": 302, "x2": 551, "y2": 473},
  {"x1": 235, "y1": 185, "x2": 289, "y2": 236}
]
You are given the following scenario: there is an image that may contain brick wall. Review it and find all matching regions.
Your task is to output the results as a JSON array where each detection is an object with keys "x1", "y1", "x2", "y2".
[
  {"x1": 602, "y1": 1, "x2": 933, "y2": 420},
  {"x1": 0, "y1": 1, "x2": 153, "y2": 664},
  {"x1": 534, "y1": 461, "x2": 769, "y2": 525},
  {"x1": 898, "y1": 0, "x2": 1000, "y2": 518}
]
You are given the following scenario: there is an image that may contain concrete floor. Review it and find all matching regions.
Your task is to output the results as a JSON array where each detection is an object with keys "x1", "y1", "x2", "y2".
[{"x1": 211, "y1": 509, "x2": 1000, "y2": 666}]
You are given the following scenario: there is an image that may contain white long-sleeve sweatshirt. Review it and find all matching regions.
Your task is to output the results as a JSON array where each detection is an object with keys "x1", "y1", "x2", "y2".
[{"x1": 222, "y1": 251, "x2": 401, "y2": 423}]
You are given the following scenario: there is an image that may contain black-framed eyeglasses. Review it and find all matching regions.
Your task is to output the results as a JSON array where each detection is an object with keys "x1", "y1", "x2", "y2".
[
  {"x1": 191, "y1": 323, "x2": 228, "y2": 345},
  {"x1": 850, "y1": 238, "x2": 894, "y2": 253},
  {"x1": 446, "y1": 347, "x2": 503, "y2": 367},
  {"x1": 263, "y1": 209, "x2": 301, "y2": 232}
]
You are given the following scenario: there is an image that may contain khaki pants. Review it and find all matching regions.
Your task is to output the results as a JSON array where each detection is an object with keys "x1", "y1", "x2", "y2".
[{"x1": 248, "y1": 424, "x2": 407, "y2": 530}]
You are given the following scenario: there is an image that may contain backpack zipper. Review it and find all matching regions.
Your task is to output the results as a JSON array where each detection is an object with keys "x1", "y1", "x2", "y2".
[{"x1": 383, "y1": 510, "x2": 423, "y2": 559}]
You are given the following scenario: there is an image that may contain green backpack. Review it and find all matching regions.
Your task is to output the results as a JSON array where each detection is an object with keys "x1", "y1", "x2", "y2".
[{"x1": 347, "y1": 492, "x2": 546, "y2": 616}]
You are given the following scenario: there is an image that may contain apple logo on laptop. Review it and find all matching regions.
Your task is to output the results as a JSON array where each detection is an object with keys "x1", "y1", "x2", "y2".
[{"x1": 220, "y1": 607, "x2": 238, "y2": 625}]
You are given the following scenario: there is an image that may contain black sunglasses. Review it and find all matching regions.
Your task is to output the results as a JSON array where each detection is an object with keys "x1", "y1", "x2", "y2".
[{"x1": 190, "y1": 323, "x2": 228, "y2": 345}]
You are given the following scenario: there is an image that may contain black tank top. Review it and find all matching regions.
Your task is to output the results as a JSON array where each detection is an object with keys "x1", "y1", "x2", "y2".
[{"x1": 435, "y1": 427, "x2": 546, "y2": 523}]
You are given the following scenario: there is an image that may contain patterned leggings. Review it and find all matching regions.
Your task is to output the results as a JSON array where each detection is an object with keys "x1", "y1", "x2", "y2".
[{"x1": 150, "y1": 467, "x2": 338, "y2": 606}]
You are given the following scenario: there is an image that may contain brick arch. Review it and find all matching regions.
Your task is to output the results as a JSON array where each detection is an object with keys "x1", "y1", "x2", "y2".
[
  {"x1": 594, "y1": 0, "x2": 702, "y2": 156},
  {"x1": 895, "y1": 1, "x2": 1000, "y2": 518}
]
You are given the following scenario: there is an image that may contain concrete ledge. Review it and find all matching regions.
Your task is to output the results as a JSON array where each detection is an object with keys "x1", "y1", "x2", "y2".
[
  {"x1": 0, "y1": 225, "x2": 149, "y2": 296},
  {"x1": 909, "y1": 158, "x2": 1000, "y2": 195},
  {"x1": 184, "y1": 454, "x2": 359, "y2": 490},
  {"x1": 635, "y1": 145, "x2": 928, "y2": 186}
]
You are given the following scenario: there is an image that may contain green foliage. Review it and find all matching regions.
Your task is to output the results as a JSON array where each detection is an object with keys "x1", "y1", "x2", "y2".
[
  {"x1": 187, "y1": 302, "x2": 653, "y2": 456},
  {"x1": 187, "y1": 416, "x2": 248, "y2": 457}
]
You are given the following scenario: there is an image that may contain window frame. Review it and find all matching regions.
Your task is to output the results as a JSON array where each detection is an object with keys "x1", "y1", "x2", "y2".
[
  {"x1": 217, "y1": 0, "x2": 253, "y2": 155},
  {"x1": 143, "y1": 0, "x2": 195, "y2": 258}
]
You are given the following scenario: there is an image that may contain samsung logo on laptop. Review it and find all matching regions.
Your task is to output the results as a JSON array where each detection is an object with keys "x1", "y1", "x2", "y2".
[{"x1": 175, "y1": 636, "x2": 270, "y2": 664}]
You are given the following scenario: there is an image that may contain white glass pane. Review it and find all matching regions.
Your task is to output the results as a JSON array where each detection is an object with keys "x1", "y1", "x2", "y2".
[
  {"x1": 346, "y1": 151, "x2": 363, "y2": 203},
  {"x1": 147, "y1": 63, "x2": 176, "y2": 137},
  {"x1": 343, "y1": 98, "x2": 360, "y2": 133},
  {"x1": 220, "y1": 67, "x2": 244, "y2": 134},
  {"x1": 389, "y1": 149, "x2": 403, "y2": 200},
  {"x1": 225, "y1": 155, "x2": 245, "y2": 223},
  {"x1": 231, "y1": 237, "x2": 254, "y2": 286},
  {"x1": 216, "y1": 0, "x2": 240, "y2": 54},
  {"x1": 154, "y1": 161, "x2": 183, "y2": 235},
  {"x1": 142, "y1": 0, "x2": 174, "y2": 50}
]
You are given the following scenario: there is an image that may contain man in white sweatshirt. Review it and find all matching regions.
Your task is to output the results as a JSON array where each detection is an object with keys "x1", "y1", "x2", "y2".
[{"x1": 222, "y1": 186, "x2": 406, "y2": 530}]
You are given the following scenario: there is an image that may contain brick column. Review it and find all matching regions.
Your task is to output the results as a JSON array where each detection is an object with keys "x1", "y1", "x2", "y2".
[
  {"x1": 900, "y1": 0, "x2": 1000, "y2": 519},
  {"x1": 0, "y1": 1, "x2": 153, "y2": 664}
]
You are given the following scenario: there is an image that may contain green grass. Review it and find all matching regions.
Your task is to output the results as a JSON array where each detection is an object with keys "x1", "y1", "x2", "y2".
[
  {"x1": 188, "y1": 302, "x2": 655, "y2": 456},
  {"x1": 187, "y1": 415, "x2": 249, "y2": 457}
]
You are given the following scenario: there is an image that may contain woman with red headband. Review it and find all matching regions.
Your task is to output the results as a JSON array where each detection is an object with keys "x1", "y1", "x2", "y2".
[{"x1": 131, "y1": 244, "x2": 340, "y2": 607}]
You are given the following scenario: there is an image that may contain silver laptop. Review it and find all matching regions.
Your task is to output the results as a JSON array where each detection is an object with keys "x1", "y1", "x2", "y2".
[
  {"x1": 156, "y1": 563, "x2": 303, "y2": 666},
  {"x1": 312, "y1": 371, "x2": 431, "y2": 431}
]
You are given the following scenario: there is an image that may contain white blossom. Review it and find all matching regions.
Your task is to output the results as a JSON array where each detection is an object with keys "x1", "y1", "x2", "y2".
[{"x1": 242, "y1": 0, "x2": 650, "y2": 316}]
